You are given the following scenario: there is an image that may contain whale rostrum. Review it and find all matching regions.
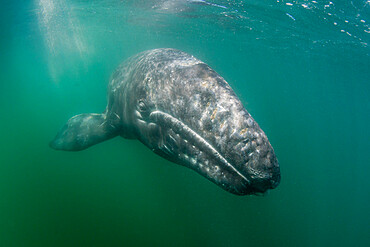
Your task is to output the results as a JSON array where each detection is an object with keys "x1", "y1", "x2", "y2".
[{"x1": 50, "y1": 48, "x2": 280, "y2": 195}]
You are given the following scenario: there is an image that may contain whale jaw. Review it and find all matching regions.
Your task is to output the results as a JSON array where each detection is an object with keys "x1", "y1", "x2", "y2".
[{"x1": 148, "y1": 110, "x2": 280, "y2": 195}]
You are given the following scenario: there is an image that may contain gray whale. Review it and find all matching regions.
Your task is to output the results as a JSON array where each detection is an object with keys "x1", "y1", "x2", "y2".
[{"x1": 50, "y1": 48, "x2": 280, "y2": 195}]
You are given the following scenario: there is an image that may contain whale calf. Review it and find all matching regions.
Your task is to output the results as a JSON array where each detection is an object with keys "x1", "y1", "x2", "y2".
[{"x1": 50, "y1": 48, "x2": 280, "y2": 195}]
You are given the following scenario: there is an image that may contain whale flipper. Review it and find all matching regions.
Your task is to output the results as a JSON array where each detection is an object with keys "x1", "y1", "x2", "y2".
[{"x1": 50, "y1": 113, "x2": 119, "y2": 151}]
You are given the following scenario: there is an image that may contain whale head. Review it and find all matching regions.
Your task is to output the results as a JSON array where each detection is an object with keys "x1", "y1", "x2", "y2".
[{"x1": 128, "y1": 53, "x2": 280, "y2": 195}]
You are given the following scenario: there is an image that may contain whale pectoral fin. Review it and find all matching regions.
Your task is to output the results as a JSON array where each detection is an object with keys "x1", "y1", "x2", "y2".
[{"x1": 49, "y1": 113, "x2": 119, "y2": 151}]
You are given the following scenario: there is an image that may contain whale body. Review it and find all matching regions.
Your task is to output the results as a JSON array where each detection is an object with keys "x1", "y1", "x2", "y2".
[{"x1": 50, "y1": 48, "x2": 280, "y2": 195}]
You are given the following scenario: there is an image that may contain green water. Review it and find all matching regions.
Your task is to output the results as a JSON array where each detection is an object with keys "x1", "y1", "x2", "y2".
[{"x1": 1, "y1": 1, "x2": 369, "y2": 246}]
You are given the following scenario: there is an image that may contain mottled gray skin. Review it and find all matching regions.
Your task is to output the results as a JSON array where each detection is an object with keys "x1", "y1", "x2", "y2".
[{"x1": 50, "y1": 48, "x2": 280, "y2": 195}]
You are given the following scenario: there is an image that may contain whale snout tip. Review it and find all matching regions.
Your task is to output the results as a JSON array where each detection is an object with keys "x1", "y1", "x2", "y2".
[{"x1": 245, "y1": 149, "x2": 280, "y2": 194}]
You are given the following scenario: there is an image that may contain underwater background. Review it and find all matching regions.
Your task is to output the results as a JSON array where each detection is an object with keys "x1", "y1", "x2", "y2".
[{"x1": 1, "y1": 0, "x2": 369, "y2": 246}]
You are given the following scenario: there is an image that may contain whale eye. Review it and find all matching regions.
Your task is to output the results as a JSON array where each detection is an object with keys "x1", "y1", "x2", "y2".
[{"x1": 138, "y1": 99, "x2": 148, "y2": 113}]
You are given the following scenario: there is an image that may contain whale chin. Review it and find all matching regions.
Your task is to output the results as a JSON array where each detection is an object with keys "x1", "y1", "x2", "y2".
[{"x1": 148, "y1": 110, "x2": 279, "y2": 195}]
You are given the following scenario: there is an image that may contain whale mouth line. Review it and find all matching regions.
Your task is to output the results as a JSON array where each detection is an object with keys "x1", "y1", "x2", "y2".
[{"x1": 149, "y1": 110, "x2": 250, "y2": 184}]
